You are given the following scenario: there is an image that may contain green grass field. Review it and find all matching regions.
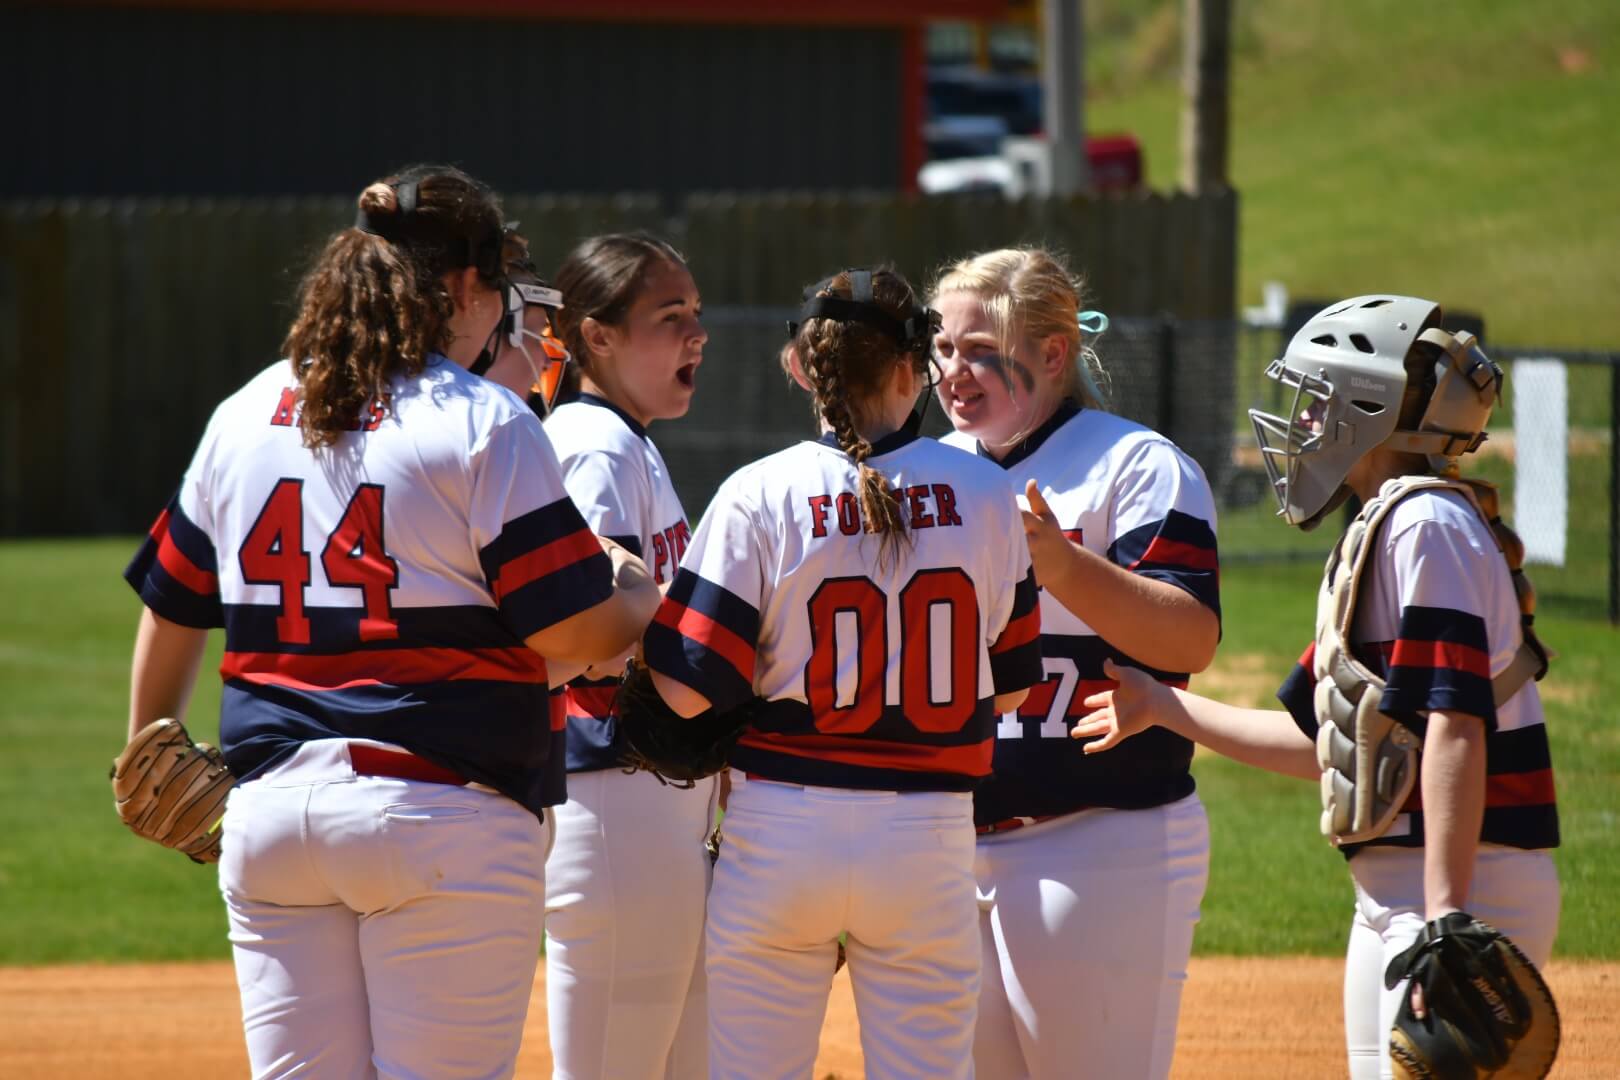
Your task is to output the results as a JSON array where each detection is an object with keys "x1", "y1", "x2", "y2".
[
  {"x1": 1085, "y1": 0, "x2": 1620, "y2": 348},
  {"x1": 2, "y1": 535, "x2": 1616, "y2": 964}
]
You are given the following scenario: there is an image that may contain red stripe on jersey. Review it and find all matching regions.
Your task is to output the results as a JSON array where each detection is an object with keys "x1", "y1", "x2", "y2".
[
  {"x1": 1128, "y1": 535, "x2": 1218, "y2": 572},
  {"x1": 222, "y1": 646, "x2": 548, "y2": 690},
  {"x1": 565, "y1": 683, "x2": 618, "y2": 719},
  {"x1": 550, "y1": 691, "x2": 567, "y2": 732},
  {"x1": 491, "y1": 527, "x2": 601, "y2": 603},
  {"x1": 156, "y1": 524, "x2": 219, "y2": 595},
  {"x1": 1402, "y1": 766, "x2": 1556, "y2": 812},
  {"x1": 1298, "y1": 642, "x2": 1317, "y2": 669},
  {"x1": 989, "y1": 608, "x2": 1040, "y2": 655},
  {"x1": 652, "y1": 601, "x2": 756, "y2": 681},
  {"x1": 737, "y1": 730, "x2": 994, "y2": 777},
  {"x1": 1388, "y1": 639, "x2": 1490, "y2": 678}
]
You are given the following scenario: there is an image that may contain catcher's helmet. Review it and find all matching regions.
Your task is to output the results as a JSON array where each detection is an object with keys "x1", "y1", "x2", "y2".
[{"x1": 1250, "y1": 295, "x2": 1503, "y2": 530}]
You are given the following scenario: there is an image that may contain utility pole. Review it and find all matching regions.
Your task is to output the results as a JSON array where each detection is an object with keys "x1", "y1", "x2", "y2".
[
  {"x1": 1180, "y1": 0, "x2": 1231, "y2": 192},
  {"x1": 1043, "y1": 0, "x2": 1091, "y2": 196}
]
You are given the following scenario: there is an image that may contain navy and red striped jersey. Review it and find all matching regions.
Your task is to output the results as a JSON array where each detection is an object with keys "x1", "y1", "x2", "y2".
[
  {"x1": 545, "y1": 393, "x2": 691, "y2": 772},
  {"x1": 943, "y1": 402, "x2": 1221, "y2": 826},
  {"x1": 1277, "y1": 486, "x2": 1559, "y2": 854},
  {"x1": 645, "y1": 427, "x2": 1043, "y2": 792},
  {"x1": 125, "y1": 357, "x2": 614, "y2": 817}
]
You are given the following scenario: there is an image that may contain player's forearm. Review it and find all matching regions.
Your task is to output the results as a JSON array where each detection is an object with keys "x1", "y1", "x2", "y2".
[
  {"x1": 1420, "y1": 710, "x2": 1488, "y2": 919},
  {"x1": 128, "y1": 608, "x2": 209, "y2": 738},
  {"x1": 1041, "y1": 546, "x2": 1218, "y2": 673},
  {"x1": 1162, "y1": 690, "x2": 1320, "y2": 780},
  {"x1": 649, "y1": 669, "x2": 713, "y2": 718},
  {"x1": 526, "y1": 543, "x2": 661, "y2": 663}
]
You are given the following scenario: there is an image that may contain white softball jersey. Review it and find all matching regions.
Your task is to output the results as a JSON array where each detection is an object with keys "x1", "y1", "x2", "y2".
[
  {"x1": 539, "y1": 392, "x2": 713, "y2": 1080},
  {"x1": 1277, "y1": 485, "x2": 1560, "y2": 854},
  {"x1": 125, "y1": 356, "x2": 615, "y2": 817},
  {"x1": 1276, "y1": 486, "x2": 1563, "y2": 1080},
  {"x1": 545, "y1": 392, "x2": 691, "y2": 772},
  {"x1": 645, "y1": 427, "x2": 1045, "y2": 791},
  {"x1": 943, "y1": 401, "x2": 1221, "y2": 828}
]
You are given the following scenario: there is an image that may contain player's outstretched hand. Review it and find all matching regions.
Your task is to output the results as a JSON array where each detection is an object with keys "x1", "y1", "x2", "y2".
[
  {"x1": 1072, "y1": 658, "x2": 1174, "y2": 753},
  {"x1": 1020, "y1": 479, "x2": 1079, "y2": 590}
]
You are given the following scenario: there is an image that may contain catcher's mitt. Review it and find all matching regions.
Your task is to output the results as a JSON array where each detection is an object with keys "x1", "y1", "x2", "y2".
[
  {"x1": 1385, "y1": 911, "x2": 1559, "y2": 1080},
  {"x1": 110, "y1": 719, "x2": 235, "y2": 864},
  {"x1": 616, "y1": 659, "x2": 753, "y2": 787}
]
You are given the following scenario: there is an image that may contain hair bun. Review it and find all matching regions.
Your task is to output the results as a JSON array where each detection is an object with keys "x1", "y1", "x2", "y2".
[{"x1": 357, "y1": 182, "x2": 398, "y2": 216}]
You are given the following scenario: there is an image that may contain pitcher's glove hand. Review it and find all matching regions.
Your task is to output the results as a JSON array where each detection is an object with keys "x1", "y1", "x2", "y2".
[
  {"x1": 616, "y1": 659, "x2": 753, "y2": 788},
  {"x1": 1385, "y1": 911, "x2": 1559, "y2": 1080},
  {"x1": 110, "y1": 719, "x2": 235, "y2": 864}
]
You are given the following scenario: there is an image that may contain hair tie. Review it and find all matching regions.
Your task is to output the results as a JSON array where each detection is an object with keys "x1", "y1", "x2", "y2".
[{"x1": 1078, "y1": 310, "x2": 1110, "y2": 336}]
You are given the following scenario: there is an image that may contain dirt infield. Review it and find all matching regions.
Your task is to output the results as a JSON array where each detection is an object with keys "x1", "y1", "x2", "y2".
[{"x1": 1, "y1": 957, "x2": 1615, "y2": 1077}]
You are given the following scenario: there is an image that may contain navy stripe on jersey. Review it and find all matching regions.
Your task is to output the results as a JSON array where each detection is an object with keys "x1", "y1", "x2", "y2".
[
  {"x1": 1375, "y1": 606, "x2": 1496, "y2": 735},
  {"x1": 732, "y1": 697, "x2": 997, "y2": 791},
  {"x1": 220, "y1": 604, "x2": 549, "y2": 691},
  {"x1": 560, "y1": 677, "x2": 625, "y2": 772},
  {"x1": 603, "y1": 534, "x2": 643, "y2": 559},
  {"x1": 1346, "y1": 726, "x2": 1559, "y2": 854},
  {"x1": 988, "y1": 568, "x2": 1043, "y2": 693},
  {"x1": 224, "y1": 603, "x2": 542, "y2": 654},
  {"x1": 1279, "y1": 642, "x2": 1316, "y2": 738},
  {"x1": 1106, "y1": 509, "x2": 1221, "y2": 618},
  {"x1": 125, "y1": 495, "x2": 224, "y2": 629},
  {"x1": 219, "y1": 678, "x2": 566, "y2": 816},
  {"x1": 975, "y1": 633, "x2": 1195, "y2": 825},
  {"x1": 477, "y1": 497, "x2": 615, "y2": 639},
  {"x1": 1277, "y1": 645, "x2": 1558, "y2": 854},
  {"x1": 751, "y1": 697, "x2": 993, "y2": 748},
  {"x1": 644, "y1": 569, "x2": 761, "y2": 712}
]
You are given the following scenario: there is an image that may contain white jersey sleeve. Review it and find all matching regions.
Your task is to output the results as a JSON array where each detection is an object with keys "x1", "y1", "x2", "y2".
[
  {"x1": 642, "y1": 471, "x2": 764, "y2": 713},
  {"x1": 471, "y1": 413, "x2": 618, "y2": 640}
]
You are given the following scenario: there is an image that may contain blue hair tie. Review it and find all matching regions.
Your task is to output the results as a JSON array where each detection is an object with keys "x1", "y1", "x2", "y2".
[{"x1": 1078, "y1": 310, "x2": 1110, "y2": 336}]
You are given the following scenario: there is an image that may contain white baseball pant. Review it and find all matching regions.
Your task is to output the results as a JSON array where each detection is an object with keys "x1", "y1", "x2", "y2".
[
  {"x1": 544, "y1": 767, "x2": 717, "y2": 1080},
  {"x1": 1343, "y1": 843, "x2": 1560, "y2": 1080},
  {"x1": 219, "y1": 739, "x2": 549, "y2": 1080},
  {"x1": 972, "y1": 793, "x2": 1210, "y2": 1080},
  {"x1": 706, "y1": 772, "x2": 980, "y2": 1080}
]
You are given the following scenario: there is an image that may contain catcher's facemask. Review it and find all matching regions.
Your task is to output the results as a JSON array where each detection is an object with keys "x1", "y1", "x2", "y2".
[
  {"x1": 506, "y1": 279, "x2": 571, "y2": 413},
  {"x1": 471, "y1": 266, "x2": 571, "y2": 413}
]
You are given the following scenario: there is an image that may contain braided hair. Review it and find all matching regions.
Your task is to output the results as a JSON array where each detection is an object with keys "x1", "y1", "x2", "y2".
[{"x1": 791, "y1": 268, "x2": 931, "y2": 568}]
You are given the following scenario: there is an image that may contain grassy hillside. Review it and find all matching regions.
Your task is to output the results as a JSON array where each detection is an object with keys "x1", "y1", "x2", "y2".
[{"x1": 1084, "y1": 0, "x2": 1620, "y2": 346}]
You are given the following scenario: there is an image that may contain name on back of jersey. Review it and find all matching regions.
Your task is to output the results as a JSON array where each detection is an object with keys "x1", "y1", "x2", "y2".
[
  {"x1": 269, "y1": 386, "x2": 386, "y2": 432},
  {"x1": 806, "y1": 484, "x2": 962, "y2": 538}
]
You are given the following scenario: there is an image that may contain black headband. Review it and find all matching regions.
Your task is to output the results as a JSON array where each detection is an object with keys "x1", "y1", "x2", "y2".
[
  {"x1": 355, "y1": 178, "x2": 504, "y2": 277},
  {"x1": 788, "y1": 268, "x2": 941, "y2": 351}
]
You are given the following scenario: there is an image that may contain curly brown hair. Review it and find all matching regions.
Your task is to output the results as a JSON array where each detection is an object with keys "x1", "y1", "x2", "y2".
[{"x1": 281, "y1": 164, "x2": 507, "y2": 448}]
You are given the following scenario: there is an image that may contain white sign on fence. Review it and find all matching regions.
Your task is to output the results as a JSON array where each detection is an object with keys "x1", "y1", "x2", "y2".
[{"x1": 1512, "y1": 359, "x2": 1568, "y2": 567}]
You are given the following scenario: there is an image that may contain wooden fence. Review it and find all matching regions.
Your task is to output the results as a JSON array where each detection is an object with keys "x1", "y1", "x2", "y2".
[{"x1": 0, "y1": 190, "x2": 1235, "y2": 535}]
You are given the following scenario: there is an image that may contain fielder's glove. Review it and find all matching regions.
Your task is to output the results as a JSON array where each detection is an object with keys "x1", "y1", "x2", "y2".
[
  {"x1": 616, "y1": 659, "x2": 753, "y2": 788},
  {"x1": 1385, "y1": 911, "x2": 1559, "y2": 1080},
  {"x1": 110, "y1": 719, "x2": 235, "y2": 864}
]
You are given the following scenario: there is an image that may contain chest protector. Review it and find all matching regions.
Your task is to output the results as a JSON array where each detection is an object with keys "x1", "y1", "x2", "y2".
[{"x1": 1312, "y1": 476, "x2": 1550, "y2": 847}]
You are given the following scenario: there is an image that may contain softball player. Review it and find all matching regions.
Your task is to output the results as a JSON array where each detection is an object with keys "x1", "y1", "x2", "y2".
[
  {"x1": 123, "y1": 165, "x2": 659, "y2": 1079},
  {"x1": 529, "y1": 233, "x2": 717, "y2": 1080},
  {"x1": 931, "y1": 247, "x2": 1221, "y2": 1080},
  {"x1": 1078, "y1": 295, "x2": 1560, "y2": 1080},
  {"x1": 644, "y1": 268, "x2": 1045, "y2": 1080}
]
